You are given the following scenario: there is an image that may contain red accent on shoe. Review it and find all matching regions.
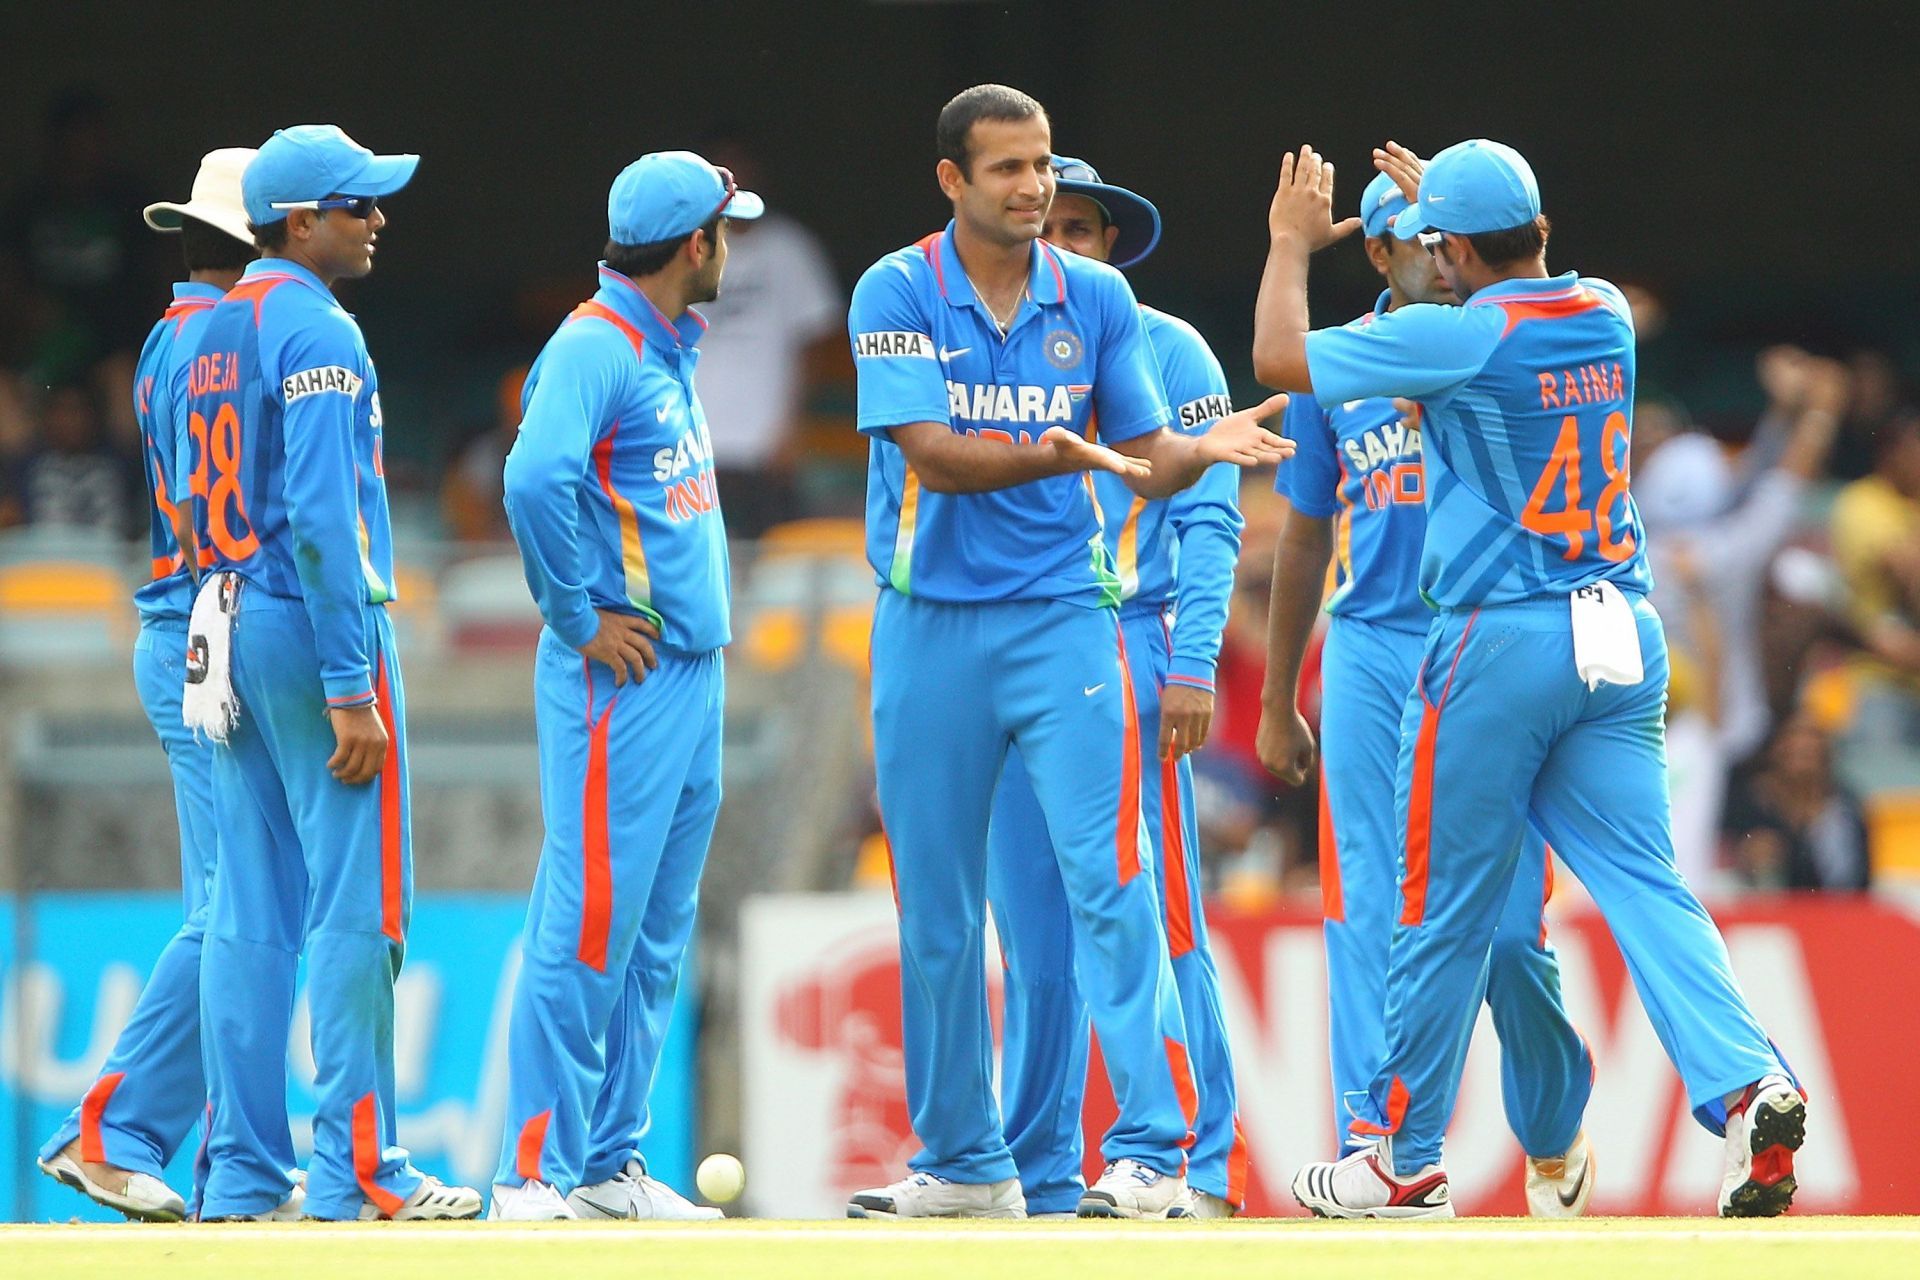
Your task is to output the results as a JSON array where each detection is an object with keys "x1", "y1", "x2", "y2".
[{"x1": 1751, "y1": 1145, "x2": 1793, "y2": 1188}]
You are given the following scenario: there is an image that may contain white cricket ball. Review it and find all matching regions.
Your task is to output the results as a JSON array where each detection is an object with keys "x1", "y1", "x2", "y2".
[{"x1": 696, "y1": 1153, "x2": 746, "y2": 1204}]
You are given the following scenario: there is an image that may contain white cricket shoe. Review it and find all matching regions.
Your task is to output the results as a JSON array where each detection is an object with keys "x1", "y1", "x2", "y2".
[
  {"x1": 848, "y1": 1171, "x2": 1026, "y2": 1219},
  {"x1": 488, "y1": 1179, "x2": 577, "y2": 1221},
  {"x1": 1186, "y1": 1189, "x2": 1238, "y2": 1219},
  {"x1": 1292, "y1": 1139, "x2": 1455, "y2": 1220},
  {"x1": 38, "y1": 1148, "x2": 185, "y2": 1222},
  {"x1": 567, "y1": 1159, "x2": 722, "y2": 1220},
  {"x1": 1719, "y1": 1075, "x2": 1806, "y2": 1217},
  {"x1": 201, "y1": 1172, "x2": 308, "y2": 1223},
  {"x1": 1525, "y1": 1131, "x2": 1594, "y2": 1218},
  {"x1": 357, "y1": 1174, "x2": 482, "y2": 1220},
  {"x1": 1077, "y1": 1159, "x2": 1188, "y2": 1220},
  {"x1": 1028, "y1": 1211, "x2": 1080, "y2": 1220}
]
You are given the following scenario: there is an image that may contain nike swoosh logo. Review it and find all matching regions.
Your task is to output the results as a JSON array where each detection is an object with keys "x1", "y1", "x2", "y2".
[
  {"x1": 939, "y1": 346, "x2": 970, "y2": 361},
  {"x1": 656, "y1": 405, "x2": 671, "y2": 422},
  {"x1": 1557, "y1": 1162, "x2": 1590, "y2": 1209},
  {"x1": 1083, "y1": 684, "x2": 1105, "y2": 696},
  {"x1": 570, "y1": 1189, "x2": 631, "y2": 1219}
]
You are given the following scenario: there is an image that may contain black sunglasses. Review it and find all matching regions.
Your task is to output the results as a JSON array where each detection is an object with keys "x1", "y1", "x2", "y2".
[
  {"x1": 269, "y1": 194, "x2": 379, "y2": 219},
  {"x1": 703, "y1": 166, "x2": 737, "y2": 225}
]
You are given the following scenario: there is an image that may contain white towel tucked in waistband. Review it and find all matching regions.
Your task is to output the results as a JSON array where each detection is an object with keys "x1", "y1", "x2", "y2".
[
  {"x1": 1570, "y1": 579, "x2": 1644, "y2": 691},
  {"x1": 183, "y1": 571, "x2": 242, "y2": 743}
]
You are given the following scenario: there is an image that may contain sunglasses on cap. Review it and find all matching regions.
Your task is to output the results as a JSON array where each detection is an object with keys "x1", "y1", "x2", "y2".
[
  {"x1": 1050, "y1": 158, "x2": 1098, "y2": 183},
  {"x1": 269, "y1": 194, "x2": 379, "y2": 219},
  {"x1": 1417, "y1": 230, "x2": 1447, "y2": 255},
  {"x1": 703, "y1": 166, "x2": 737, "y2": 226}
]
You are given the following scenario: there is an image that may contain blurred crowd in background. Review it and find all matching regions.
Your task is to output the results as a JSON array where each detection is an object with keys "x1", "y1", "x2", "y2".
[{"x1": 4, "y1": 89, "x2": 1917, "y2": 905}]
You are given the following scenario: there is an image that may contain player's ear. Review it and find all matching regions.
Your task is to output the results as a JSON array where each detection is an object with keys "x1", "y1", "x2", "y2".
[
  {"x1": 936, "y1": 157, "x2": 966, "y2": 199},
  {"x1": 1363, "y1": 235, "x2": 1391, "y2": 276}
]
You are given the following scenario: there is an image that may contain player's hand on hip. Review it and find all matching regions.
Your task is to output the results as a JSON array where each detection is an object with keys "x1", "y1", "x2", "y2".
[
  {"x1": 1201, "y1": 393, "x2": 1296, "y2": 467},
  {"x1": 1372, "y1": 140, "x2": 1425, "y2": 204},
  {"x1": 1256, "y1": 704, "x2": 1318, "y2": 787},
  {"x1": 577, "y1": 609, "x2": 661, "y2": 687},
  {"x1": 326, "y1": 704, "x2": 388, "y2": 785},
  {"x1": 1039, "y1": 425, "x2": 1152, "y2": 480},
  {"x1": 1268, "y1": 146, "x2": 1364, "y2": 249},
  {"x1": 1159, "y1": 684, "x2": 1215, "y2": 761}
]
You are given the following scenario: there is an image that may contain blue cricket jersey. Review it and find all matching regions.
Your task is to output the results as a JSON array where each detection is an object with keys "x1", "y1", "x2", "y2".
[
  {"x1": 850, "y1": 223, "x2": 1172, "y2": 607},
  {"x1": 1277, "y1": 292, "x2": 1431, "y2": 633},
  {"x1": 185, "y1": 258, "x2": 398, "y2": 709},
  {"x1": 132, "y1": 282, "x2": 222, "y2": 627},
  {"x1": 1105, "y1": 305, "x2": 1243, "y2": 689},
  {"x1": 1302, "y1": 273, "x2": 1651, "y2": 609},
  {"x1": 503, "y1": 265, "x2": 731, "y2": 655}
]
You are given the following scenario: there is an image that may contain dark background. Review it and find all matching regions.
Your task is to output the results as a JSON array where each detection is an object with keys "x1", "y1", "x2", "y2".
[{"x1": 4, "y1": 0, "x2": 1916, "y2": 456}]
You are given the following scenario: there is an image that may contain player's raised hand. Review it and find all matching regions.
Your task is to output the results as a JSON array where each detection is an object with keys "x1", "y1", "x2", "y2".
[
  {"x1": 578, "y1": 608, "x2": 661, "y2": 686},
  {"x1": 1256, "y1": 701, "x2": 1318, "y2": 787},
  {"x1": 327, "y1": 704, "x2": 389, "y2": 785},
  {"x1": 1268, "y1": 146, "x2": 1364, "y2": 251},
  {"x1": 1373, "y1": 141, "x2": 1425, "y2": 204},
  {"x1": 1039, "y1": 425, "x2": 1153, "y2": 481},
  {"x1": 1199, "y1": 393, "x2": 1297, "y2": 468}
]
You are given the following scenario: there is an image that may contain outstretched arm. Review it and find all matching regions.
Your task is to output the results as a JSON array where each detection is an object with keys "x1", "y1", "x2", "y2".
[
  {"x1": 887, "y1": 421, "x2": 1150, "y2": 494},
  {"x1": 1111, "y1": 393, "x2": 1294, "y2": 498}
]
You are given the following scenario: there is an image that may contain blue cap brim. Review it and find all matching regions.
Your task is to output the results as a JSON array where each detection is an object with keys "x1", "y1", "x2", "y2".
[
  {"x1": 1054, "y1": 178, "x2": 1161, "y2": 269},
  {"x1": 723, "y1": 189, "x2": 765, "y2": 221},
  {"x1": 335, "y1": 152, "x2": 420, "y2": 198},
  {"x1": 1390, "y1": 200, "x2": 1431, "y2": 240}
]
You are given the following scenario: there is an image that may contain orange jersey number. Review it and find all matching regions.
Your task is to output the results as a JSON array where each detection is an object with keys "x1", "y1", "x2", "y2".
[
  {"x1": 190, "y1": 401, "x2": 261, "y2": 562},
  {"x1": 1520, "y1": 410, "x2": 1635, "y2": 562}
]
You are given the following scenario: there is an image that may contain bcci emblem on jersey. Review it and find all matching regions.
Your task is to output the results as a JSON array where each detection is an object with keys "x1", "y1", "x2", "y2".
[{"x1": 1043, "y1": 329, "x2": 1083, "y2": 370}]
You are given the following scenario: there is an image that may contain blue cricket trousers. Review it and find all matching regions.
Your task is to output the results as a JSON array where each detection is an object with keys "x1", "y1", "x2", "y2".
[
  {"x1": 986, "y1": 604, "x2": 1244, "y2": 1211},
  {"x1": 1361, "y1": 593, "x2": 1788, "y2": 1172},
  {"x1": 200, "y1": 594, "x2": 420, "y2": 1220},
  {"x1": 872, "y1": 590, "x2": 1193, "y2": 1185},
  {"x1": 495, "y1": 631, "x2": 723, "y2": 1195},
  {"x1": 1319, "y1": 613, "x2": 1591, "y2": 1161}
]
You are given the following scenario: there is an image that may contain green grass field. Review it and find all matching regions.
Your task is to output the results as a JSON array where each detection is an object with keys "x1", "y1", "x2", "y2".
[{"x1": 6, "y1": 1217, "x2": 1918, "y2": 1280}]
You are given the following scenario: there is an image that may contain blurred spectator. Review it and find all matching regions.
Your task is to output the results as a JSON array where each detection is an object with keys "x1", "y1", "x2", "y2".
[
  {"x1": 1661, "y1": 542, "x2": 1729, "y2": 888},
  {"x1": 0, "y1": 89, "x2": 158, "y2": 423},
  {"x1": 1723, "y1": 713, "x2": 1872, "y2": 891},
  {"x1": 441, "y1": 365, "x2": 528, "y2": 542},
  {"x1": 1639, "y1": 350, "x2": 1848, "y2": 765},
  {"x1": 0, "y1": 380, "x2": 138, "y2": 537},
  {"x1": 691, "y1": 134, "x2": 844, "y2": 539},
  {"x1": 1828, "y1": 410, "x2": 1920, "y2": 789},
  {"x1": 1831, "y1": 349, "x2": 1912, "y2": 481}
]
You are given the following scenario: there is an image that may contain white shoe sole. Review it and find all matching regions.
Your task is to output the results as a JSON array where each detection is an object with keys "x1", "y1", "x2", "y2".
[{"x1": 37, "y1": 1155, "x2": 185, "y2": 1223}]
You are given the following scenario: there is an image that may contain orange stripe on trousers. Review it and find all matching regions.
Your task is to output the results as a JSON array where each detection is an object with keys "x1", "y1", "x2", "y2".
[
  {"x1": 374, "y1": 655, "x2": 405, "y2": 944},
  {"x1": 1318, "y1": 772, "x2": 1344, "y2": 922},
  {"x1": 515, "y1": 1110, "x2": 552, "y2": 1183},
  {"x1": 1350, "y1": 1074, "x2": 1411, "y2": 1139},
  {"x1": 578, "y1": 691, "x2": 615, "y2": 972},
  {"x1": 1159, "y1": 754, "x2": 1195, "y2": 958},
  {"x1": 352, "y1": 1093, "x2": 406, "y2": 1217},
  {"x1": 1114, "y1": 630, "x2": 1142, "y2": 886},
  {"x1": 1165, "y1": 1037, "x2": 1199, "y2": 1154},
  {"x1": 79, "y1": 1072, "x2": 125, "y2": 1162},
  {"x1": 1399, "y1": 611, "x2": 1479, "y2": 927},
  {"x1": 1225, "y1": 1117, "x2": 1251, "y2": 1209}
]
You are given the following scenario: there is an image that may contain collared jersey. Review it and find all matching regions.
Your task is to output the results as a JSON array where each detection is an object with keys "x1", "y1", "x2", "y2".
[
  {"x1": 131, "y1": 281, "x2": 223, "y2": 627},
  {"x1": 1102, "y1": 305, "x2": 1243, "y2": 688},
  {"x1": 851, "y1": 222, "x2": 1172, "y2": 607},
  {"x1": 503, "y1": 264, "x2": 731, "y2": 655},
  {"x1": 1303, "y1": 273, "x2": 1651, "y2": 610},
  {"x1": 1277, "y1": 292, "x2": 1431, "y2": 634},
  {"x1": 185, "y1": 258, "x2": 397, "y2": 708}
]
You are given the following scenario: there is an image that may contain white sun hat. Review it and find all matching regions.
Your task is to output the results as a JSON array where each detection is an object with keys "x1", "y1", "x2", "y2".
[{"x1": 143, "y1": 147, "x2": 258, "y2": 245}]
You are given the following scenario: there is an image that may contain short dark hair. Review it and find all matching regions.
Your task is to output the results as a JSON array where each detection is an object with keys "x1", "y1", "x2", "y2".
[
  {"x1": 937, "y1": 83, "x2": 1047, "y2": 177},
  {"x1": 1465, "y1": 215, "x2": 1551, "y2": 268},
  {"x1": 603, "y1": 214, "x2": 720, "y2": 280},
  {"x1": 250, "y1": 219, "x2": 290, "y2": 251},
  {"x1": 180, "y1": 217, "x2": 254, "y2": 273}
]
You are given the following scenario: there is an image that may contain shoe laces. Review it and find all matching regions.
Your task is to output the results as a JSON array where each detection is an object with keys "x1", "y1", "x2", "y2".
[{"x1": 1104, "y1": 1159, "x2": 1161, "y2": 1187}]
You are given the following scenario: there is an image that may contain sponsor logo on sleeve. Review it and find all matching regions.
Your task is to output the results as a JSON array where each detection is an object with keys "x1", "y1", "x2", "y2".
[
  {"x1": 854, "y1": 331, "x2": 935, "y2": 359},
  {"x1": 1177, "y1": 393, "x2": 1234, "y2": 429},
  {"x1": 283, "y1": 365, "x2": 364, "y2": 404}
]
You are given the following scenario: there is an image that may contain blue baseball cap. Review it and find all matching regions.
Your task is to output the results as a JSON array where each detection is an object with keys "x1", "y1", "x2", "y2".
[
  {"x1": 1360, "y1": 170, "x2": 1410, "y2": 239},
  {"x1": 608, "y1": 150, "x2": 764, "y2": 246},
  {"x1": 1391, "y1": 139, "x2": 1540, "y2": 240},
  {"x1": 242, "y1": 125, "x2": 418, "y2": 226},
  {"x1": 1049, "y1": 155, "x2": 1162, "y2": 269}
]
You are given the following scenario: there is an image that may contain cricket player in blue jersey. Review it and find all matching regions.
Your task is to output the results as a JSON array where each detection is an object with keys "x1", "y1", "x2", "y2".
[
  {"x1": 1256, "y1": 169, "x2": 1596, "y2": 1217},
  {"x1": 36, "y1": 149, "x2": 280, "y2": 1224},
  {"x1": 1256, "y1": 141, "x2": 1805, "y2": 1218},
  {"x1": 185, "y1": 125, "x2": 478, "y2": 1222},
  {"x1": 487, "y1": 151, "x2": 754, "y2": 1223},
  {"x1": 848, "y1": 86, "x2": 1291, "y2": 1221},
  {"x1": 983, "y1": 156, "x2": 1248, "y2": 1220}
]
